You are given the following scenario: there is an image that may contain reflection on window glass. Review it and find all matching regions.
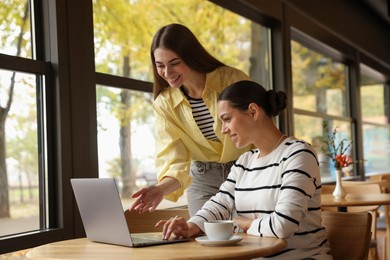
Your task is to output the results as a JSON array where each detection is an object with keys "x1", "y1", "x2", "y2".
[
  {"x1": 93, "y1": 0, "x2": 272, "y2": 89},
  {"x1": 291, "y1": 40, "x2": 347, "y2": 116},
  {"x1": 96, "y1": 86, "x2": 156, "y2": 204},
  {"x1": 360, "y1": 65, "x2": 390, "y2": 174},
  {"x1": 360, "y1": 66, "x2": 387, "y2": 124},
  {"x1": 361, "y1": 85, "x2": 385, "y2": 124},
  {"x1": 294, "y1": 115, "x2": 352, "y2": 182},
  {"x1": 0, "y1": 0, "x2": 31, "y2": 58},
  {"x1": 0, "y1": 70, "x2": 41, "y2": 237},
  {"x1": 362, "y1": 125, "x2": 390, "y2": 173}
]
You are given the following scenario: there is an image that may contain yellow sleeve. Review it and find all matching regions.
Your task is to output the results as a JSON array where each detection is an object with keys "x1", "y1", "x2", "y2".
[{"x1": 154, "y1": 104, "x2": 192, "y2": 202}]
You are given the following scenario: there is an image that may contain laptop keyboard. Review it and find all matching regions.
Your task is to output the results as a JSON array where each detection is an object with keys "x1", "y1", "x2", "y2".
[
  {"x1": 132, "y1": 236, "x2": 163, "y2": 243},
  {"x1": 131, "y1": 233, "x2": 189, "y2": 246}
]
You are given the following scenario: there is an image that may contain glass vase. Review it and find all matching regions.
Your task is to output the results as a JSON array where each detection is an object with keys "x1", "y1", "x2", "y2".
[{"x1": 333, "y1": 170, "x2": 346, "y2": 199}]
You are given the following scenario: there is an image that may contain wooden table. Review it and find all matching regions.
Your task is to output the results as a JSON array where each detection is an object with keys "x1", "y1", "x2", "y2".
[
  {"x1": 26, "y1": 233, "x2": 287, "y2": 260},
  {"x1": 321, "y1": 193, "x2": 390, "y2": 259},
  {"x1": 321, "y1": 193, "x2": 390, "y2": 211}
]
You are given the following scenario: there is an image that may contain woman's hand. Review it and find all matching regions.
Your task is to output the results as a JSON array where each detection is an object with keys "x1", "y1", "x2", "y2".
[
  {"x1": 129, "y1": 185, "x2": 164, "y2": 213},
  {"x1": 156, "y1": 216, "x2": 201, "y2": 240},
  {"x1": 129, "y1": 177, "x2": 181, "y2": 214},
  {"x1": 234, "y1": 216, "x2": 253, "y2": 232}
]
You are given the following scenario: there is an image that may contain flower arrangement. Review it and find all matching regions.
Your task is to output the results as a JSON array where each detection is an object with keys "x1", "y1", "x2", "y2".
[{"x1": 322, "y1": 121, "x2": 353, "y2": 172}]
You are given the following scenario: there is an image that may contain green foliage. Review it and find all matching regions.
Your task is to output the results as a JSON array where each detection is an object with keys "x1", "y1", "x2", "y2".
[
  {"x1": 291, "y1": 41, "x2": 346, "y2": 96},
  {"x1": 0, "y1": 0, "x2": 32, "y2": 218},
  {"x1": 93, "y1": 0, "x2": 250, "y2": 79},
  {"x1": 0, "y1": 0, "x2": 31, "y2": 57},
  {"x1": 94, "y1": 0, "x2": 251, "y2": 128},
  {"x1": 106, "y1": 157, "x2": 121, "y2": 178},
  {"x1": 361, "y1": 84, "x2": 385, "y2": 118},
  {"x1": 93, "y1": 0, "x2": 253, "y2": 190}
]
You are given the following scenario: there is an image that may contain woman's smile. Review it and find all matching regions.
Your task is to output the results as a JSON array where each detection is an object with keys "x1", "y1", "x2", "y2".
[
  {"x1": 230, "y1": 133, "x2": 238, "y2": 143},
  {"x1": 166, "y1": 74, "x2": 182, "y2": 86}
]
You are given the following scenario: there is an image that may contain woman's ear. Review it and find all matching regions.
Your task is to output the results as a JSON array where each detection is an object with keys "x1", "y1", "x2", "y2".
[{"x1": 248, "y1": 103, "x2": 260, "y2": 120}]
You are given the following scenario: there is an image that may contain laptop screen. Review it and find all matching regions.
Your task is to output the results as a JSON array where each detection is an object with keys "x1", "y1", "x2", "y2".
[{"x1": 71, "y1": 178, "x2": 134, "y2": 246}]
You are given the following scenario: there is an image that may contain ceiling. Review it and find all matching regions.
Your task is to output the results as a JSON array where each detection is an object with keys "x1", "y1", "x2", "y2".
[{"x1": 361, "y1": 0, "x2": 390, "y2": 26}]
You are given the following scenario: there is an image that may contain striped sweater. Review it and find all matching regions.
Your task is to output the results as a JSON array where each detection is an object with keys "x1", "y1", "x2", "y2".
[{"x1": 189, "y1": 137, "x2": 332, "y2": 259}]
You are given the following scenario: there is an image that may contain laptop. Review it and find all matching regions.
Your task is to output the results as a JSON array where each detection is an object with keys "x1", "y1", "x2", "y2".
[{"x1": 70, "y1": 178, "x2": 190, "y2": 247}]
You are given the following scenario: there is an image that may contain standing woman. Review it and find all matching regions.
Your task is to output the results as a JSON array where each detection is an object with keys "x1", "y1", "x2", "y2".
[{"x1": 130, "y1": 23, "x2": 252, "y2": 216}]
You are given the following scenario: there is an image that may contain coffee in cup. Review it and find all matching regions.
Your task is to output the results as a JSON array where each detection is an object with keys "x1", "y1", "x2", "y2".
[{"x1": 204, "y1": 220, "x2": 239, "y2": 241}]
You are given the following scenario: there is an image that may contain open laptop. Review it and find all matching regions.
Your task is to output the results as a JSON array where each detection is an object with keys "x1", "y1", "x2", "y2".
[{"x1": 70, "y1": 178, "x2": 189, "y2": 247}]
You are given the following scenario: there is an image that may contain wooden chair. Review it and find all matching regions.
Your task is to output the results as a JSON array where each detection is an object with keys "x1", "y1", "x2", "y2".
[
  {"x1": 124, "y1": 208, "x2": 190, "y2": 233},
  {"x1": 321, "y1": 182, "x2": 382, "y2": 260},
  {"x1": 322, "y1": 211, "x2": 372, "y2": 260},
  {"x1": 370, "y1": 174, "x2": 390, "y2": 260},
  {"x1": 344, "y1": 180, "x2": 389, "y2": 260}
]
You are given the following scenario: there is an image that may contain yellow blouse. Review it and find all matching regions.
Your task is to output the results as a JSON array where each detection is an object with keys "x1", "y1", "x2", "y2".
[{"x1": 153, "y1": 66, "x2": 252, "y2": 201}]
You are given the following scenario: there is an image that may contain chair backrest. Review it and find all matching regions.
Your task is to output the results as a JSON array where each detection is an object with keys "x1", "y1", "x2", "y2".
[
  {"x1": 343, "y1": 179, "x2": 388, "y2": 193},
  {"x1": 322, "y1": 211, "x2": 372, "y2": 260},
  {"x1": 321, "y1": 182, "x2": 382, "y2": 212},
  {"x1": 124, "y1": 208, "x2": 190, "y2": 233},
  {"x1": 370, "y1": 173, "x2": 390, "y2": 193},
  {"x1": 369, "y1": 174, "x2": 390, "y2": 239}
]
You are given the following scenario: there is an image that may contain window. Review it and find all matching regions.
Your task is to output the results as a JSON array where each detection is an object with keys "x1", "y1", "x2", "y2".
[
  {"x1": 96, "y1": 86, "x2": 156, "y2": 206},
  {"x1": 0, "y1": 0, "x2": 51, "y2": 239},
  {"x1": 360, "y1": 64, "x2": 390, "y2": 174},
  {"x1": 291, "y1": 38, "x2": 352, "y2": 182},
  {"x1": 93, "y1": 0, "x2": 272, "y2": 208},
  {"x1": 0, "y1": 71, "x2": 46, "y2": 237},
  {"x1": 93, "y1": 0, "x2": 272, "y2": 88}
]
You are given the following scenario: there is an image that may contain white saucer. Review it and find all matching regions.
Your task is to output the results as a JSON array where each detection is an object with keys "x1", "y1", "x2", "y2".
[{"x1": 195, "y1": 235, "x2": 243, "y2": 246}]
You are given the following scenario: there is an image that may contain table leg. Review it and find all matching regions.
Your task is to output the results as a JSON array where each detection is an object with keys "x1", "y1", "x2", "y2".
[{"x1": 337, "y1": 206, "x2": 347, "y2": 212}]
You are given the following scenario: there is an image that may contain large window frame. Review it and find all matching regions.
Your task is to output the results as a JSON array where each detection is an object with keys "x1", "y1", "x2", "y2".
[
  {"x1": 360, "y1": 63, "x2": 390, "y2": 175},
  {"x1": 290, "y1": 29, "x2": 356, "y2": 182},
  {"x1": 0, "y1": 0, "x2": 61, "y2": 252},
  {"x1": 93, "y1": 0, "x2": 276, "y2": 209}
]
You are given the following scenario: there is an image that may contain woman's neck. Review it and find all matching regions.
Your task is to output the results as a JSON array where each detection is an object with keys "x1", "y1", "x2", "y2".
[
  {"x1": 182, "y1": 72, "x2": 206, "y2": 99},
  {"x1": 258, "y1": 133, "x2": 286, "y2": 158}
]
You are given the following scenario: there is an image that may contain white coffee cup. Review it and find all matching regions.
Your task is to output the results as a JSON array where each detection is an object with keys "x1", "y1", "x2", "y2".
[{"x1": 204, "y1": 220, "x2": 239, "y2": 241}]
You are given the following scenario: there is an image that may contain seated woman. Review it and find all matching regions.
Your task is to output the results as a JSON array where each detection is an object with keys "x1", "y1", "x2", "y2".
[{"x1": 156, "y1": 80, "x2": 331, "y2": 259}]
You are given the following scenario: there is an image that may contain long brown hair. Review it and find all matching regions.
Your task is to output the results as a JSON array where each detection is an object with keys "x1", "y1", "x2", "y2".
[{"x1": 150, "y1": 23, "x2": 225, "y2": 99}]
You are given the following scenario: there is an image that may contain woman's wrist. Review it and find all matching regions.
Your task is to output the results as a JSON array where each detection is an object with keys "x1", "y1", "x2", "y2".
[
  {"x1": 156, "y1": 177, "x2": 181, "y2": 196},
  {"x1": 187, "y1": 222, "x2": 202, "y2": 237}
]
